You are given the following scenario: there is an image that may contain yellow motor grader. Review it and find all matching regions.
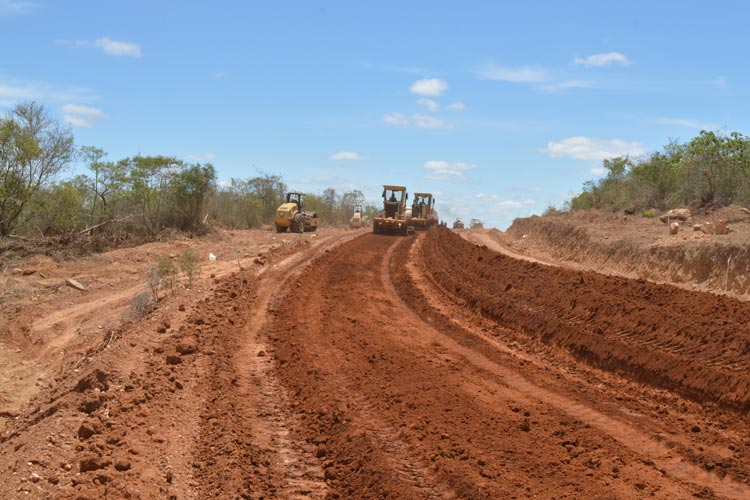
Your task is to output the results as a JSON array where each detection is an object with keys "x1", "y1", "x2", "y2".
[
  {"x1": 274, "y1": 192, "x2": 319, "y2": 233},
  {"x1": 373, "y1": 185, "x2": 409, "y2": 236},
  {"x1": 408, "y1": 193, "x2": 438, "y2": 231}
]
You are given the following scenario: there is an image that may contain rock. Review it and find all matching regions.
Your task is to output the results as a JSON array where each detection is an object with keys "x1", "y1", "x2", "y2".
[
  {"x1": 165, "y1": 355, "x2": 182, "y2": 365},
  {"x1": 77, "y1": 422, "x2": 99, "y2": 440},
  {"x1": 176, "y1": 338, "x2": 197, "y2": 355},
  {"x1": 700, "y1": 222, "x2": 715, "y2": 235},
  {"x1": 22, "y1": 269, "x2": 37, "y2": 276},
  {"x1": 715, "y1": 219, "x2": 729, "y2": 235},
  {"x1": 669, "y1": 221, "x2": 680, "y2": 234},
  {"x1": 30, "y1": 472, "x2": 41, "y2": 483},
  {"x1": 79, "y1": 455, "x2": 106, "y2": 472},
  {"x1": 659, "y1": 208, "x2": 691, "y2": 223},
  {"x1": 65, "y1": 278, "x2": 87, "y2": 291},
  {"x1": 693, "y1": 224, "x2": 702, "y2": 231},
  {"x1": 114, "y1": 460, "x2": 132, "y2": 472}
]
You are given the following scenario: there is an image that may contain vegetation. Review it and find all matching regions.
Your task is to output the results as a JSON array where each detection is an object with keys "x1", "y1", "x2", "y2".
[
  {"x1": 567, "y1": 131, "x2": 750, "y2": 212},
  {"x1": 0, "y1": 101, "x2": 379, "y2": 242}
]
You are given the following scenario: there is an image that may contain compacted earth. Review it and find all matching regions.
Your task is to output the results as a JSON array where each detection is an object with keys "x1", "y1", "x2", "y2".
[{"x1": 1, "y1": 222, "x2": 750, "y2": 499}]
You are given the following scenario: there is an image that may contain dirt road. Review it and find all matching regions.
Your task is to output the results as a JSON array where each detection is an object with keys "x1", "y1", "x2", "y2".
[{"x1": 3, "y1": 227, "x2": 750, "y2": 499}]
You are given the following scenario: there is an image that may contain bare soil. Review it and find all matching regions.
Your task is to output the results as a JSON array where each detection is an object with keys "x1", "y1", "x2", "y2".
[{"x1": 1, "y1": 220, "x2": 750, "y2": 499}]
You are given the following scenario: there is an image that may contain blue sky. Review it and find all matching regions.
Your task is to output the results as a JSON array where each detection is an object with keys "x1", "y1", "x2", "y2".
[{"x1": 1, "y1": 0, "x2": 747, "y2": 228}]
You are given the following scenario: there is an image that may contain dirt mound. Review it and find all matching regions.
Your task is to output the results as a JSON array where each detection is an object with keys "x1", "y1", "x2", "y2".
[
  {"x1": 424, "y1": 226, "x2": 750, "y2": 412},
  {"x1": 505, "y1": 208, "x2": 750, "y2": 295}
]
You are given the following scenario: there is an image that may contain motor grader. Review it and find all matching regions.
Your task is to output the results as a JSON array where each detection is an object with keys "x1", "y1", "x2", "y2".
[
  {"x1": 274, "y1": 192, "x2": 319, "y2": 233},
  {"x1": 452, "y1": 218, "x2": 465, "y2": 229},
  {"x1": 373, "y1": 185, "x2": 410, "y2": 236},
  {"x1": 408, "y1": 193, "x2": 438, "y2": 231},
  {"x1": 470, "y1": 218, "x2": 484, "y2": 229},
  {"x1": 350, "y1": 204, "x2": 364, "y2": 229}
]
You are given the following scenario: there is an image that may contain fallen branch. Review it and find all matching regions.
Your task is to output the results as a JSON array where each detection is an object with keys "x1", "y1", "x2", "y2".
[{"x1": 78, "y1": 215, "x2": 135, "y2": 235}]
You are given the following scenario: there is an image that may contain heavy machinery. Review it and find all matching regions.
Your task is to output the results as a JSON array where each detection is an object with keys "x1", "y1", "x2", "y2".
[
  {"x1": 373, "y1": 185, "x2": 409, "y2": 236},
  {"x1": 408, "y1": 193, "x2": 438, "y2": 230},
  {"x1": 350, "y1": 204, "x2": 364, "y2": 229},
  {"x1": 274, "y1": 192, "x2": 319, "y2": 233},
  {"x1": 470, "y1": 218, "x2": 484, "y2": 229},
  {"x1": 452, "y1": 218, "x2": 465, "y2": 229}
]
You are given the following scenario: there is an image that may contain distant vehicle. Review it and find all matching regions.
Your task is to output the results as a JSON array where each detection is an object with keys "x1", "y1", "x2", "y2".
[
  {"x1": 350, "y1": 204, "x2": 364, "y2": 229},
  {"x1": 274, "y1": 192, "x2": 319, "y2": 233},
  {"x1": 470, "y1": 218, "x2": 484, "y2": 229},
  {"x1": 373, "y1": 185, "x2": 409, "y2": 236},
  {"x1": 408, "y1": 193, "x2": 438, "y2": 230},
  {"x1": 453, "y1": 218, "x2": 465, "y2": 229}
]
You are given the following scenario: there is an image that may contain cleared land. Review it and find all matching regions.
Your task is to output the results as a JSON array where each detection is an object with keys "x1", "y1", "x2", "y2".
[{"x1": 1, "y1": 222, "x2": 750, "y2": 499}]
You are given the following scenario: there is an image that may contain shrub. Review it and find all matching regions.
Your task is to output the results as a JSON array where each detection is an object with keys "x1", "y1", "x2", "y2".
[
  {"x1": 158, "y1": 256, "x2": 178, "y2": 294},
  {"x1": 179, "y1": 248, "x2": 200, "y2": 286}
]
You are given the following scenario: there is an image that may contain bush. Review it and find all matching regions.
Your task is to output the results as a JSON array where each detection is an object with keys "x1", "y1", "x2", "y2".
[
  {"x1": 124, "y1": 291, "x2": 155, "y2": 322},
  {"x1": 158, "y1": 256, "x2": 178, "y2": 294},
  {"x1": 179, "y1": 248, "x2": 200, "y2": 286},
  {"x1": 642, "y1": 209, "x2": 657, "y2": 218}
]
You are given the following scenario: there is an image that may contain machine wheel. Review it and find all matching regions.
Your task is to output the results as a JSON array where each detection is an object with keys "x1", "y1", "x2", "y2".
[
  {"x1": 402, "y1": 224, "x2": 409, "y2": 236},
  {"x1": 372, "y1": 221, "x2": 379, "y2": 234},
  {"x1": 275, "y1": 223, "x2": 287, "y2": 233},
  {"x1": 291, "y1": 213, "x2": 305, "y2": 233}
]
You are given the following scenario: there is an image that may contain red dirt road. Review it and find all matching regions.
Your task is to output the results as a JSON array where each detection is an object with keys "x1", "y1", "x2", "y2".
[{"x1": 2, "y1": 227, "x2": 750, "y2": 499}]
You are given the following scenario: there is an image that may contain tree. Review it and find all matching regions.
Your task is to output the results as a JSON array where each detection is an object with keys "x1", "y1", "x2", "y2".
[
  {"x1": 125, "y1": 155, "x2": 182, "y2": 236},
  {"x1": 171, "y1": 163, "x2": 216, "y2": 230},
  {"x1": 0, "y1": 102, "x2": 74, "y2": 236}
]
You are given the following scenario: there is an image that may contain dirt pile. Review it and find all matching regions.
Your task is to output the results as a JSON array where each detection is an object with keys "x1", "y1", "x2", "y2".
[
  {"x1": 423, "y1": 226, "x2": 750, "y2": 412},
  {"x1": 504, "y1": 207, "x2": 750, "y2": 295}
]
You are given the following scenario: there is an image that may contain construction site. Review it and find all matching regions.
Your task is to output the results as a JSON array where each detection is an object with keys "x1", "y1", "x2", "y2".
[{"x1": 1, "y1": 198, "x2": 750, "y2": 499}]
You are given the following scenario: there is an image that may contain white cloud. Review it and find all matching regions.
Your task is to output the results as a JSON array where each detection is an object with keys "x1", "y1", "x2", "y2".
[
  {"x1": 538, "y1": 80, "x2": 594, "y2": 92},
  {"x1": 716, "y1": 75, "x2": 728, "y2": 88},
  {"x1": 383, "y1": 112, "x2": 408, "y2": 126},
  {"x1": 383, "y1": 112, "x2": 449, "y2": 129},
  {"x1": 418, "y1": 98, "x2": 440, "y2": 112},
  {"x1": 650, "y1": 117, "x2": 717, "y2": 130},
  {"x1": 95, "y1": 37, "x2": 142, "y2": 57},
  {"x1": 61, "y1": 104, "x2": 104, "y2": 117},
  {"x1": 572, "y1": 52, "x2": 630, "y2": 67},
  {"x1": 0, "y1": 0, "x2": 36, "y2": 15},
  {"x1": 211, "y1": 71, "x2": 226, "y2": 79},
  {"x1": 61, "y1": 103, "x2": 105, "y2": 127},
  {"x1": 184, "y1": 153, "x2": 216, "y2": 162},
  {"x1": 412, "y1": 113, "x2": 447, "y2": 129},
  {"x1": 541, "y1": 136, "x2": 645, "y2": 161},
  {"x1": 410, "y1": 78, "x2": 448, "y2": 96},
  {"x1": 477, "y1": 64, "x2": 548, "y2": 83},
  {"x1": 57, "y1": 37, "x2": 142, "y2": 58},
  {"x1": 330, "y1": 151, "x2": 365, "y2": 160},
  {"x1": 445, "y1": 101, "x2": 465, "y2": 111},
  {"x1": 0, "y1": 75, "x2": 93, "y2": 110},
  {"x1": 424, "y1": 160, "x2": 477, "y2": 180}
]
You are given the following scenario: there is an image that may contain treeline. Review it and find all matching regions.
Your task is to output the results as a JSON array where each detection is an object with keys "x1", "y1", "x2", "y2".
[
  {"x1": 567, "y1": 131, "x2": 750, "y2": 212},
  {"x1": 0, "y1": 102, "x2": 376, "y2": 239}
]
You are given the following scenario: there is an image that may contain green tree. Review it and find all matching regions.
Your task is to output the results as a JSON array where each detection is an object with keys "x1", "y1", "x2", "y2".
[
  {"x1": 125, "y1": 155, "x2": 182, "y2": 236},
  {"x1": 0, "y1": 102, "x2": 74, "y2": 236},
  {"x1": 171, "y1": 163, "x2": 216, "y2": 231}
]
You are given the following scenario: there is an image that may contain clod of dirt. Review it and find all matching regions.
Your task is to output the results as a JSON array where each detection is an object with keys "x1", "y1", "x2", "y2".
[
  {"x1": 78, "y1": 395, "x2": 106, "y2": 414},
  {"x1": 114, "y1": 460, "x2": 132, "y2": 472},
  {"x1": 165, "y1": 355, "x2": 182, "y2": 365},
  {"x1": 74, "y1": 369, "x2": 110, "y2": 393},
  {"x1": 176, "y1": 338, "x2": 197, "y2": 355},
  {"x1": 77, "y1": 421, "x2": 100, "y2": 440},
  {"x1": 178, "y1": 304, "x2": 186, "y2": 312},
  {"x1": 79, "y1": 455, "x2": 107, "y2": 472}
]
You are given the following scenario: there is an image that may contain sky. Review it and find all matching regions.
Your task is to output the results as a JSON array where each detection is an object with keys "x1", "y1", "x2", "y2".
[{"x1": 1, "y1": 0, "x2": 748, "y2": 228}]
